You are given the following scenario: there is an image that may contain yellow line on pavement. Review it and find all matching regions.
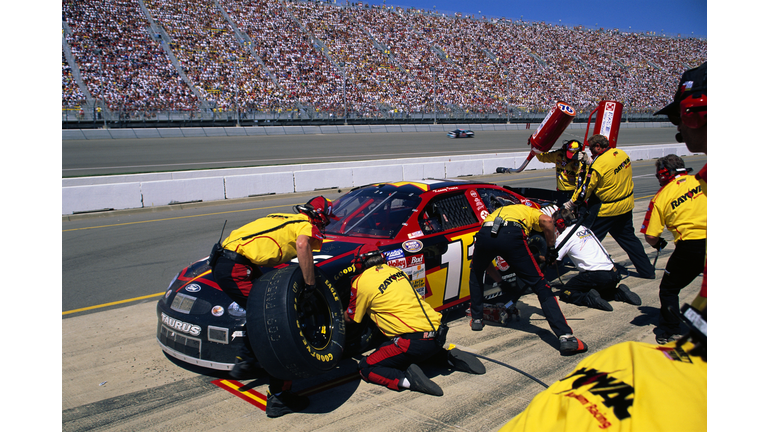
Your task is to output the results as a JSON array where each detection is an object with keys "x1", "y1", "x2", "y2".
[
  {"x1": 63, "y1": 292, "x2": 165, "y2": 315},
  {"x1": 62, "y1": 203, "x2": 295, "y2": 232}
]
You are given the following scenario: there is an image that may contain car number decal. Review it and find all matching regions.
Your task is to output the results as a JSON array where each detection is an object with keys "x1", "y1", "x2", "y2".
[{"x1": 424, "y1": 232, "x2": 475, "y2": 308}]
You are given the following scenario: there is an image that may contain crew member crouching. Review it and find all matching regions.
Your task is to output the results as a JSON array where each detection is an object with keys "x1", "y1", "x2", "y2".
[
  {"x1": 553, "y1": 209, "x2": 642, "y2": 311},
  {"x1": 345, "y1": 244, "x2": 486, "y2": 397}
]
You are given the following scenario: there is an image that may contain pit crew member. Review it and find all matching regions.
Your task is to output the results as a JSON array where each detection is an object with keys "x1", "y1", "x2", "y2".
[
  {"x1": 468, "y1": 202, "x2": 588, "y2": 355},
  {"x1": 553, "y1": 210, "x2": 642, "y2": 311},
  {"x1": 536, "y1": 139, "x2": 590, "y2": 204},
  {"x1": 497, "y1": 306, "x2": 707, "y2": 432},
  {"x1": 654, "y1": 62, "x2": 707, "y2": 315},
  {"x1": 344, "y1": 245, "x2": 486, "y2": 396},
  {"x1": 640, "y1": 155, "x2": 706, "y2": 344},
  {"x1": 211, "y1": 196, "x2": 336, "y2": 418},
  {"x1": 564, "y1": 134, "x2": 656, "y2": 279}
]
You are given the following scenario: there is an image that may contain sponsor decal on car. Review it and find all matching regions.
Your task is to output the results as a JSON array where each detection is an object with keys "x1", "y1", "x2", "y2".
[
  {"x1": 211, "y1": 305, "x2": 225, "y2": 317},
  {"x1": 495, "y1": 256, "x2": 510, "y2": 271},
  {"x1": 385, "y1": 249, "x2": 405, "y2": 260},
  {"x1": 388, "y1": 254, "x2": 424, "y2": 269},
  {"x1": 408, "y1": 230, "x2": 424, "y2": 239},
  {"x1": 161, "y1": 312, "x2": 202, "y2": 336},
  {"x1": 334, "y1": 264, "x2": 357, "y2": 281},
  {"x1": 387, "y1": 257, "x2": 407, "y2": 268},
  {"x1": 402, "y1": 240, "x2": 423, "y2": 253},
  {"x1": 407, "y1": 254, "x2": 424, "y2": 266},
  {"x1": 433, "y1": 186, "x2": 459, "y2": 194},
  {"x1": 403, "y1": 255, "x2": 426, "y2": 294}
]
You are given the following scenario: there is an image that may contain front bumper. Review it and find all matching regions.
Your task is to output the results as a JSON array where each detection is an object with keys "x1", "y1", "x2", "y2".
[{"x1": 156, "y1": 301, "x2": 245, "y2": 371}]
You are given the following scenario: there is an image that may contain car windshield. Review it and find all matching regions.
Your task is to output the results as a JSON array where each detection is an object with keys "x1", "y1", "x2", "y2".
[{"x1": 326, "y1": 187, "x2": 421, "y2": 238}]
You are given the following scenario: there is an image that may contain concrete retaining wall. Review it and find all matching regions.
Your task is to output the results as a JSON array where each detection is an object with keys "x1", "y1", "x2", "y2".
[{"x1": 62, "y1": 143, "x2": 696, "y2": 215}]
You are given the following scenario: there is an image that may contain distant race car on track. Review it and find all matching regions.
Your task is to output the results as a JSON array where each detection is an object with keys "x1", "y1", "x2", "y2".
[
  {"x1": 157, "y1": 180, "x2": 557, "y2": 381},
  {"x1": 447, "y1": 129, "x2": 474, "y2": 138}
]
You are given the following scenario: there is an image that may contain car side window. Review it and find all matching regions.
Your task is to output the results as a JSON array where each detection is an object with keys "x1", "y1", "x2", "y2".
[
  {"x1": 419, "y1": 193, "x2": 478, "y2": 234},
  {"x1": 476, "y1": 188, "x2": 521, "y2": 213}
]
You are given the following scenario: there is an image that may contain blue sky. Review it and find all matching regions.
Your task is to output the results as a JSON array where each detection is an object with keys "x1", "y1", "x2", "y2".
[{"x1": 360, "y1": 0, "x2": 707, "y2": 38}]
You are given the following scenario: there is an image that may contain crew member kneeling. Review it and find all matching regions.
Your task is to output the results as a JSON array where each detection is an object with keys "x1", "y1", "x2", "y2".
[
  {"x1": 345, "y1": 245, "x2": 486, "y2": 396},
  {"x1": 553, "y1": 210, "x2": 642, "y2": 311}
]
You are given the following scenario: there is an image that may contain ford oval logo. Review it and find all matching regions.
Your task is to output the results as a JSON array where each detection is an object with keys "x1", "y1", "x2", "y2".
[{"x1": 185, "y1": 283, "x2": 202, "y2": 293}]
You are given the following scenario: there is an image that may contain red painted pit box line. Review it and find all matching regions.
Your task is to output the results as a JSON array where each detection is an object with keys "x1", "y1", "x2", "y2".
[{"x1": 212, "y1": 372, "x2": 361, "y2": 410}]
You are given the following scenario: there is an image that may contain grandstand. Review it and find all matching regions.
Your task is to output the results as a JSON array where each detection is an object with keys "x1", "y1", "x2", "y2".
[{"x1": 61, "y1": 0, "x2": 706, "y2": 127}]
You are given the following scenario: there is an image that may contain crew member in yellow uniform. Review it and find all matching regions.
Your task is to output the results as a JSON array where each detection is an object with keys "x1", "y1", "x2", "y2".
[
  {"x1": 210, "y1": 196, "x2": 336, "y2": 418},
  {"x1": 565, "y1": 134, "x2": 655, "y2": 279},
  {"x1": 468, "y1": 202, "x2": 588, "y2": 355},
  {"x1": 641, "y1": 155, "x2": 706, "y2": 344},
  {"x1": 536, "y1": 139, "x2": 589, "y2": 204},
  {"x1": 498, "y1": 324, "x2": 706, "y2": 432},
  {"x1": 345, "y1": 245, "x2": 486, "y2": 396},
  {"x1": 654, "y1": 62, "x2": 707, "y2": 316}
]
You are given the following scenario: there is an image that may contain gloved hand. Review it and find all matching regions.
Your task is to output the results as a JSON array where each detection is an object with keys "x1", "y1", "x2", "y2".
[
  {"x1": 563, "y1": 200, "x2": 577, "y2": 212},
  {"x1": 305, "y1": 283, "x2": 316, "y2": 292},
  {"x1": 578, "y1": 151, "x2": 592, "y2": 164},
  {"x1": 653, "y1": 238, "x2": 668, "y2": 251},
  {"x1": 546, "y1": 246, "x2": 558, "y2": 266}
]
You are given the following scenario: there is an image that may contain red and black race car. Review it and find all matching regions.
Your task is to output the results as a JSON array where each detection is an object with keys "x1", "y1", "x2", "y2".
[{"x1": 157, "y1": 180, "x2": 556, "y2": 381}]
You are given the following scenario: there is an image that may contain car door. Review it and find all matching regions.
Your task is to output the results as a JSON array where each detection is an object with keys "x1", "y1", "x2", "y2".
[{"x1": 391, "y1": 188, "x2": 482, "y2": 312}]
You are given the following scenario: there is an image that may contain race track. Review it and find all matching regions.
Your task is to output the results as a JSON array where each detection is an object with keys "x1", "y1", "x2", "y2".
[{"x1": 62, "y1": 127, "x2": 679, "y2": 177}]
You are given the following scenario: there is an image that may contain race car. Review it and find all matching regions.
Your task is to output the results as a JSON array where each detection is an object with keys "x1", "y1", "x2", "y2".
[
  {"x1": 157, "y1": 180, "x2": 556, "y2": 381},
  {"x1": 447, "y1": 128, "x2": 474, "y2": 138}
]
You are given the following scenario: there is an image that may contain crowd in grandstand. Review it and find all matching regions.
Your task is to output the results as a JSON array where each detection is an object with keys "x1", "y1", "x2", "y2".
[
  {"x1": 63, "y1": 0, "x2": 200, "y2": 113},
  {"x1": 62, "y1": 0, "x2": 706, "y2": 118}
]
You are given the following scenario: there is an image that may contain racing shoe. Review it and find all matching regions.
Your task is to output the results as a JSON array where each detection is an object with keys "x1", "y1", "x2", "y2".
[
  {"x1": 507, "y1": 304, "x2": 521, "y2": 322},
  {"x1": 470, "y1": 318, "x2": 484, "y2": 331},
  {"x1": 584, "y1": 289, "x2": 613, "y2": 311},
  {"x1": 655, "y1": 332, "x2": 683, "y2": 345},
  {"x1": 266, "y1": 391, "x2": 310, "y2": 418},
  {"x1": 447, "y1": 348, "x2": 486, "y2": 374},
  {"x1": 404, "y1": 364, "x2": 443, "y2": 396},
  {"x1": 230, "y1": 356, "x2": 259, "y2": 380},
  {"x1": 614, "y1": 284, "x2": 642, "y2": 306},
  {"x1": 559, "y1": 334, "x2": 588, "y2": 356}
]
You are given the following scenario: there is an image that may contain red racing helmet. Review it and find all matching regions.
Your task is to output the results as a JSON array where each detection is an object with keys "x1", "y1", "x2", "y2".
[
  {"x1": 563, "y1": 139, "x2": 583, "y2": 160},
  {"x1": 296, "y1": 196, "x2": 339, "y2": 229}
]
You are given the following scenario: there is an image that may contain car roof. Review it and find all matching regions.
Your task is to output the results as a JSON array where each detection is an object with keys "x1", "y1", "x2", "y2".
[{"x1": 358, "y1": 179, "x2": 492, "y2": 195}]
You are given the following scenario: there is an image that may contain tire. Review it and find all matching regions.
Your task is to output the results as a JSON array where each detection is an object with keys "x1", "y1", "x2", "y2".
[{"x1": 246, "y1": 265, "x2": 345, "y2": 381}]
